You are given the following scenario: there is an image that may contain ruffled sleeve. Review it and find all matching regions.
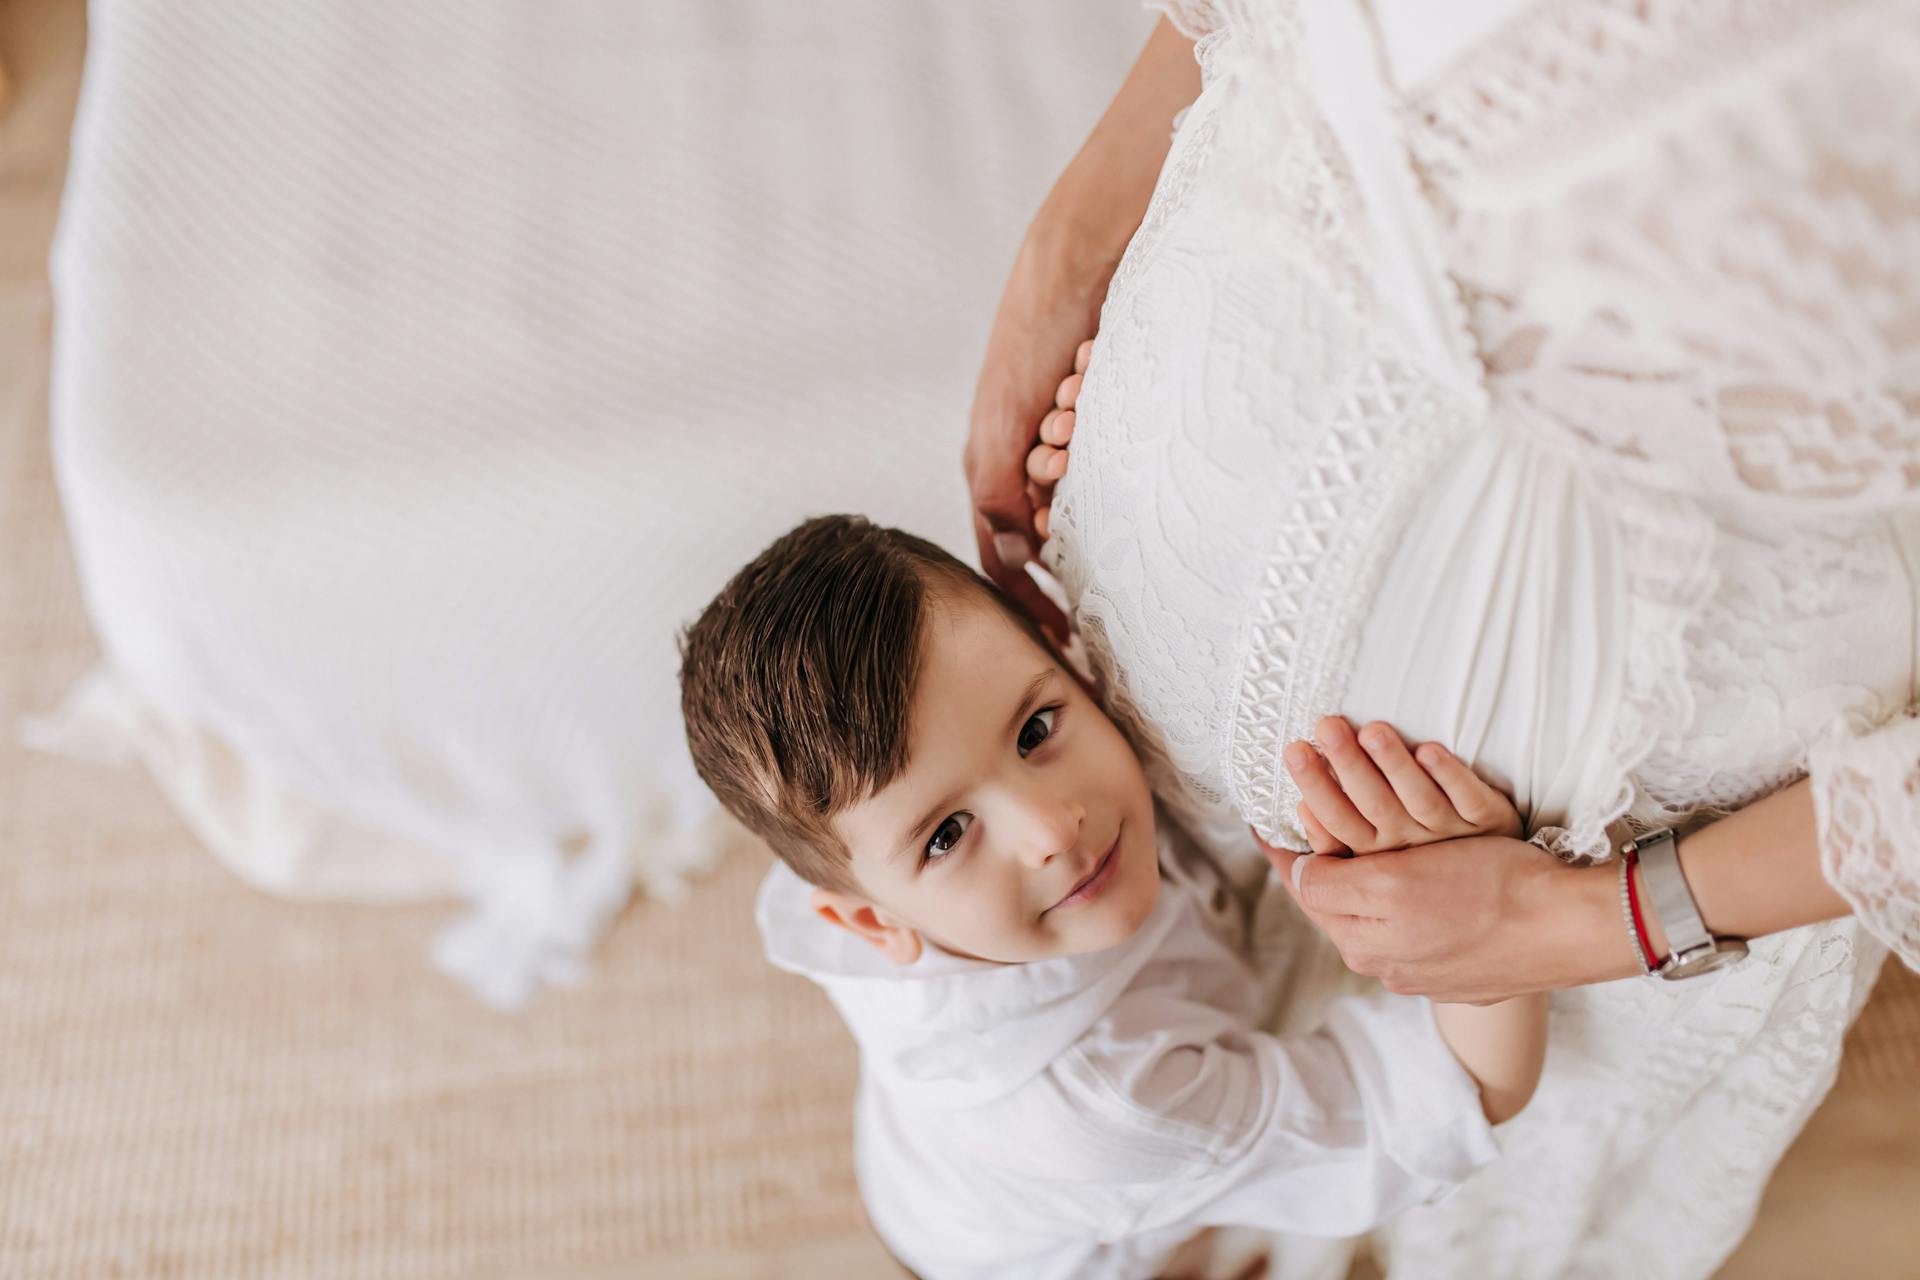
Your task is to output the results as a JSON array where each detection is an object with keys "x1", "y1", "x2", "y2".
[
  {"x1": 1141, "y1": 0, "x2": 1234, "y2": 40},
  {"x1": 1812, "y1": 712, "x2": 1920, "y2": 970}
]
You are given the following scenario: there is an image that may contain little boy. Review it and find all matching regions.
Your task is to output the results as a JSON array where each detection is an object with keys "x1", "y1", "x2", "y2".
[{"x1": 679, "y1": 515, "x2": 1546, "y2": 1280}]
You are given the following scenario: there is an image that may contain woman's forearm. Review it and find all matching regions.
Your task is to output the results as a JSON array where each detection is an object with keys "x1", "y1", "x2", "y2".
[
  {"x1": 1266, "y1": 778, "x2": 1858, "y2": 1000},
  {"x1": 966, "y1": 15, "x2": 1200, "y2": 554},
  {"x1": 1633, "y1": 779, "x2": 1848, "y2": 959},
  {"x1": 1559, "y1": 779, "x2": 1851, "y2": 983},
  {"x1": 1027, "y1": 17, "x2": 1200, "y2": 272}
]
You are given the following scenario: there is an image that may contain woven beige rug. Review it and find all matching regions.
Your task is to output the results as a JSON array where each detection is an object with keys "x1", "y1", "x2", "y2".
[{"x1": 2, "y1": 4, "x2": 1914, "y2": 1278}]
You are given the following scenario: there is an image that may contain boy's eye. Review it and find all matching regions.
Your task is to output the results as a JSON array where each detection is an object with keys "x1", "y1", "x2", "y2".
[
  {"x1": 1017, "y1": 706, "x2": 1058, "y2": 758},
  {"x1": 925, "y1": 813, "x2": 972, "y2": 862}
]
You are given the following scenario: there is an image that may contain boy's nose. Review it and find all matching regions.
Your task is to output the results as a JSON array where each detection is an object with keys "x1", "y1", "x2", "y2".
[{"x1": 1011, "y1": 793, "x2": 1085, "y2": 870}]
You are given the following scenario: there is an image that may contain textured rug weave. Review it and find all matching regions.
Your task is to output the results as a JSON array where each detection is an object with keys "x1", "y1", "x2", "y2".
[
  {"x1": 1837, "y1": 959, "x2": 1920, "y2": 1091},
  {"x1": 3, "y1": 4, "x2": 1915, "y2": 1279}
]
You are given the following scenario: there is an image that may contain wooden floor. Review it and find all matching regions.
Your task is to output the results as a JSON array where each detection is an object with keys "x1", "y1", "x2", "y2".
[{"x1": 2, "y1": 3, "x2": 1915, "y2": 1277}]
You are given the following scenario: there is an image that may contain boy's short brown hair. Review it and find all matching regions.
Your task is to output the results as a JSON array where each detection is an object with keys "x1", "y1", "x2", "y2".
[{"x1": 678, "y1": 515, "x2": 1050, "y2": 891}]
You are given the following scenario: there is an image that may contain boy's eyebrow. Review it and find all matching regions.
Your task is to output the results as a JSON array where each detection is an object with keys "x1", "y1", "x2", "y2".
[
  {"x1": 1000, "y1": 668, "x2": 1056, "y2": 741},
  {"x1": 887, "y1": 668, "x2": 1056, "y2": 864}
]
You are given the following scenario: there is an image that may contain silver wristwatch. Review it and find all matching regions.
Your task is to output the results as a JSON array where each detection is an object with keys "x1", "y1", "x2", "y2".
[{"x1": 1629, "y1": 828, "x2": 1749, "y2": 980}]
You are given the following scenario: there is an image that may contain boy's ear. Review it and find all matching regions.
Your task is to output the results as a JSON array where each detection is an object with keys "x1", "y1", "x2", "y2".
[{"x1": 809, "y1": 888, "x2": 923, "y2": 966}]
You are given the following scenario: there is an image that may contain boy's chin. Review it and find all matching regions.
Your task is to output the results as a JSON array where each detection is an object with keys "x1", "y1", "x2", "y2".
[
  {"x1": 932, "y1": 866, "x2": 1164, "y2": 964},
  {"x1": 1108, "y1": 863, "x2": 1162, "y2": 944},
  {"x1": 1061, "y1": 868, "x2": 1164, "y2": 957}
]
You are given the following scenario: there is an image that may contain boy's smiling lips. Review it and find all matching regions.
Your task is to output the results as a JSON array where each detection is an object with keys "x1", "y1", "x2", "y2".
[{"x1": 1046, "y1": 828, "x2": 1123, "y2": 913}]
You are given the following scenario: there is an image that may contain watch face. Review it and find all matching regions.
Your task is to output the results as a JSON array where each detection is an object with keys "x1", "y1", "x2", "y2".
[{"x1": 1665, "y1": 940, "x2": 1750, "y2": 981}]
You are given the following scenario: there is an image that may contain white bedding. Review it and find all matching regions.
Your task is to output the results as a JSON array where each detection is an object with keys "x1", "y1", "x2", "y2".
[{"x1": 29, "y1": 0, "x2": 1153, "y2": 1005}]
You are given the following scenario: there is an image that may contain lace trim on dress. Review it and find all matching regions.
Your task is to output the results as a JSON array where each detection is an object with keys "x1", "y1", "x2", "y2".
[
  {"x1": 1229, "y1": 363, "x2": 1475, "y2": 846},
  {"x1": 1127, "y1": 1, "x2": 1493, "y2": 847},
  {"x1": 1537, "y1": 488, "x2": 1722, "y2": 863},
  {"x1": 1813, "y1": 713, "x2": 1920, "y2": 970}
]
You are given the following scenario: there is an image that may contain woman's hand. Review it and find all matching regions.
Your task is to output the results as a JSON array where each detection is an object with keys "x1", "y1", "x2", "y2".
[
  {"x1": 1258, "y1": 831, "x2": 1636, "y2": 1003},
  {"x1": 968, "y1": 245, "x2": 1107, "y2": 642},
  {"x1": 965, "y1": 18, "x2": 1200, "y2": 641},
  {"x1": 1270, "y1": 717, "x2": 1581, "y2": 1003},
  {"x1": 1261, "y1": 774, "x2": 1857, "y2": 1002}
]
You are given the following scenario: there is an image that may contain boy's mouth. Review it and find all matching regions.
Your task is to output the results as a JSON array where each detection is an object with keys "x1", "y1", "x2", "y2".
[{"x1": 1047, "y1": 829, "x2": 1121, "y2": 913}]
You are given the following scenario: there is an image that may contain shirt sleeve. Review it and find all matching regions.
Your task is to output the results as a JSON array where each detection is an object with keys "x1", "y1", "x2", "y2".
[
  {"x1": 1812, "y1": 710, "x2": 1920, "y2": 970},
  {"x1": 1062, "y1": 986, "x2": 1501, "y2": 1240}
]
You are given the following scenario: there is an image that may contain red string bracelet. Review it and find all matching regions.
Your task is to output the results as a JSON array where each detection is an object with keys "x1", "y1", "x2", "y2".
[{"x1": 1623, "y1": 846, "x2": 1664, "y2": 972}]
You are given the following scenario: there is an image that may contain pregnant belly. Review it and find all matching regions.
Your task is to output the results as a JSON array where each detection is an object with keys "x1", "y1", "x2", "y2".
[
  {"x1": 1345, "y1": 426, "x2": 1920, "y2": 845},
  {"x1": 1342, "y1": 421, "x2": 1626, "y2": 836}
]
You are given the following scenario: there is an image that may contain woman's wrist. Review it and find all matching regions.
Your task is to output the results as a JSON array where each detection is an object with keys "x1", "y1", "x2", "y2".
[
  {"x1": 1666, "y1": 781, "x2": 1846, "y2": 939},
  {"x1": 1016, "y1": 210, "x2": 1128, "y2": 312},
  {"x1": 1537, "y1": 860, "x2": 1649, "y2": 987},
  {"x1": 1540, "y1": 781, "x2": 1848, "y2": 992},
  {"x1": 1022, "y1": 128, "x2": 1162, "y2": 289}
]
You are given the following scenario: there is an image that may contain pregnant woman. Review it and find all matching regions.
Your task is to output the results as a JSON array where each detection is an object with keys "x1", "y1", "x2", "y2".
[{"x1": 967, "y1": 2, "x2": 1920, "y2": 1276}]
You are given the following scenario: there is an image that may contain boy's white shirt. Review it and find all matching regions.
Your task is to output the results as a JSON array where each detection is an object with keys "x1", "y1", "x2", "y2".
[{"x1": 756, "y1": 828, "x2": 1500, "y2": 1280}]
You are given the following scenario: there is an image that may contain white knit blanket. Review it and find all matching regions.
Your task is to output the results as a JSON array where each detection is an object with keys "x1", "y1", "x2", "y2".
[{"x1": 28, "y1": 0, "x2": 1151, "y2": 1006}]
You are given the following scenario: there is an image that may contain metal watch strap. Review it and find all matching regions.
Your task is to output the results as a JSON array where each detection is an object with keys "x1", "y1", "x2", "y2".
[{"x1": 1634, "y1": 828, "x2": 1713, "y2": 963}]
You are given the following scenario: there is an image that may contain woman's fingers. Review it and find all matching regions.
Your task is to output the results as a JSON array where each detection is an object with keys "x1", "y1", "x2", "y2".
[
  {"x1": 1285, "y1": 738, "x2": 1377, "y2": 849},
  {"x1": 1075, "y1": 338, "x2": 1094, "y2": 375},
  {"x1": 1055, "y1": 372, "x2": 1084, "y2": 411},
  {"x1": 1251, "y1": 826, "x2": 1390, "y2": 920},
  {"x1": 1356, "y1": 721, "x2": 1452, "y2": 830},
  {"x1": 1034, "y1": 505, "x2": 1051, "y2": 541},
  {"x1": 1253, "y1": 830, "x2": 1300, "y2": 884},
  {"x1": 1026, "y1": 442, "x2": 1068, "y2": 484},
  {"x1": 974, "y1": 514, "x2": 1067, "y2": 647},
  {"x1": 1039, "y1": 408, "x2": 1076, "y2": 447},
  {"x1": 1286, "y1": 848, "x2": 1393, "y2": 919}
]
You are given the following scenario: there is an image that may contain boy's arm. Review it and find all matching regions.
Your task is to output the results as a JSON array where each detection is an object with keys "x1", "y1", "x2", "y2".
[
  {"x1": 1431, "y1": 994, "x2": 1548, "y2": 1124},
  {"x1": 1285, "y1": 717, "x2": 1548, "y2": 1122}
]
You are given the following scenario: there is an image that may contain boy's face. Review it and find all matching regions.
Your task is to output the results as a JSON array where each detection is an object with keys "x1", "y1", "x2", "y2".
[{"x1": 815, "y1": 590, "x2": 1160, "y2": 965}]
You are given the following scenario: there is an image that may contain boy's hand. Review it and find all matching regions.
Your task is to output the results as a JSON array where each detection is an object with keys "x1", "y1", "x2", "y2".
[{"x1": 1285, "y1": 716, "x2": 1522, "y2": 854}]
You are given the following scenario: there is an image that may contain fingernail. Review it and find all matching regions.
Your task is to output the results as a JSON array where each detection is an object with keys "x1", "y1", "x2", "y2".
[
  {"x1": 1291, "y1": 853, "x2": 1316, "y2": 894},
  {"x1": 993, "y1": 532, "x2": 1031, "y2": 567},
  {"x1": 1284, "y1": 744, "x2": 1310, "y2": 770},
  {"x1": 1417, "y1": 744, "x2": 1444, "y2": 766},
  {"x1": 1361, "y1": 729, "x2": 1386, "y2": 751}
]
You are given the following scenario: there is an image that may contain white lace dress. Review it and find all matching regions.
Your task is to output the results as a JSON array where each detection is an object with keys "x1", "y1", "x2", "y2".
[{"x1": 1043, "y1": 1, "x2": 1920, "y2": 1275}]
